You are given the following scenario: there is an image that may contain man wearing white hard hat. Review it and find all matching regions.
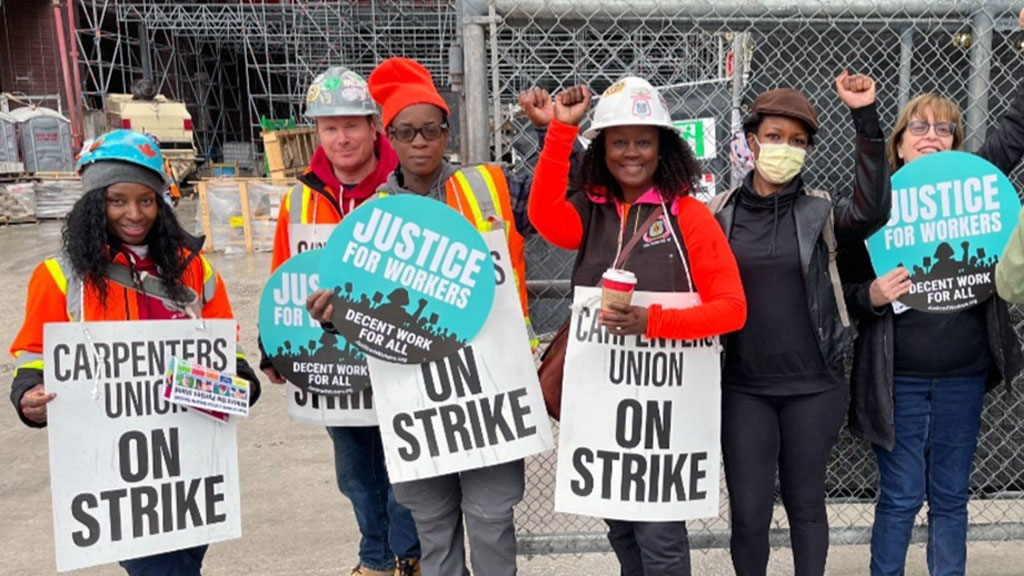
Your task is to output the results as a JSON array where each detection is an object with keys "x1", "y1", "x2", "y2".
[{"x1": 529, "y1": 77, "x2": 747, "y2": 575}]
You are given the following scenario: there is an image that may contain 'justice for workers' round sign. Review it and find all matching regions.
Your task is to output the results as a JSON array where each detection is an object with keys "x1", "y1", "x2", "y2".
[
  {"x1": 259, "y1": 249, "x2": 370, "y2": 395},
  {"x1": 867, "y1": 151, "x2": 1021, "y2": 312},
  {"x1": 320, "y1": 195, "x2": 495, "y2": 364}
]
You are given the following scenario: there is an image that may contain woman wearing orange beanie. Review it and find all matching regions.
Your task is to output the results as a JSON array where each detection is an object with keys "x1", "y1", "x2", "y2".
[{"x1": 354, "y1": 57, "x2": 572, "y2": 576}]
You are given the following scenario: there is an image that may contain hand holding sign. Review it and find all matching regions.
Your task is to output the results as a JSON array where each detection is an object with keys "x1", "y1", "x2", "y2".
[
  {"x1": 20, "y1": 383, "x2": 56, "y2": 424},
  {"x1": 554, "y1": 85, "x2": 592, "y2": 126},
  {"x1": 262, "y1": 366, "x2": 286, "y2": 385},
  {"x1": 306, "y1": 289, "x2": 334, "y2": 324},
  {"x1": 259, "y1": 250, "x2": 371, "y2": 395},
  {"x1": 835, "y1": 70, "x2": 876, "y2": 110},
  {"x1": 599, "y1": 302, "x2": 649, "y2": 336},
  {"x1": 319, "y1": 195, "x2": 495, "y2": 365},
  {"x1": 870, "y1": 267, "x2": 913, "y2": 307}
]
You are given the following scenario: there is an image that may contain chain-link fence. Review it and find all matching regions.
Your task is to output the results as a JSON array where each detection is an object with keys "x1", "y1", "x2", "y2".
[{"x1": 463, "y1": 0, "x2": 1024, "y2": 556}]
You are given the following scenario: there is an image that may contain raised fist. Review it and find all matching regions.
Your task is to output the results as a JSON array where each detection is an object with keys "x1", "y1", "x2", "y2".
[
  {"x1": 553, "y1": 85, "x2": 592, "y2": 127},
  {"x1": 518, "y1": 87, "x2": 554, "y2": 128},
  {"x1": 835, "y1": 70, "x2": 876, "y2": 110}
]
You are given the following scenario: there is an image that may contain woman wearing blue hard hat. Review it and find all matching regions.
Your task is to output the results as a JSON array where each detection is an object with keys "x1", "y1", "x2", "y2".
[{"x1": 10, "y1": 128, "x2": 261, "y2": 576}]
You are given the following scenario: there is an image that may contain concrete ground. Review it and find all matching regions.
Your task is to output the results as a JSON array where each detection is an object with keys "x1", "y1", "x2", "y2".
[{"x1": 2, "y1": 198, "x2": 1024, "y2": 575}]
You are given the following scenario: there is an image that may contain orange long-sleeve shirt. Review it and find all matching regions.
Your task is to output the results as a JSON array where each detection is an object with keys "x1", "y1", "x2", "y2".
[{"x1": 529, "y1": 119, "x2": 746, "y2": 341}]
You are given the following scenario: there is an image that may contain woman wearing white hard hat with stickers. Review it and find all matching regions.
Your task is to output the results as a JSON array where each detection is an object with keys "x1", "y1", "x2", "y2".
[{"x1": 530, "y1": 78, "x2": 746, "y2": 575}]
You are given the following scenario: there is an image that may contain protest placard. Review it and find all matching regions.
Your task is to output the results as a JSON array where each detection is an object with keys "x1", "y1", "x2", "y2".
[
  {"x1": 867, "y1": 151, "x2": 1021, "y2": 312},
  {"x1": 367, "y1": 230, "x2": 553, "y2": 482},
  {"x1": 278, "y1": 224, "x2": 376, "y2": 424},
  {"x1": 554, "y1": 287, "x2": 722, "y2": 522},
  {"x1": 320, "y1": 195, "x2": 495, "y2": 364},
  {"x1": 260, "y1": 249, "x2": 371, "y2": 395},
  {"x1": 44, "y1": 320, "x2": 241, "y2": 572}
]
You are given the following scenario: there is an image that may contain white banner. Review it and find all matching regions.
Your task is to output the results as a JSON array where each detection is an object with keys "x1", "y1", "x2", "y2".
[
  {"x1": 555, "y1": 287, "x2": 722, "y2": 522},
  {"x1": 367, "y1": 230, "x2": 554, "y2": 482},
  {"x1": 285, "y1": 222, "x2": 378, "y2": 426},
  {"x1": 44, "y1": 320, "x2": 241, "y2": 572}
]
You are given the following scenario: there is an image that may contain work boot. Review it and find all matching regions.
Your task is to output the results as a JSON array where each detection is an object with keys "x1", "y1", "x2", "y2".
[
  {"x1": 395, "y1": 558, "x2": 421, "y2": 576},
  {"x1": 350, "y1": 566, "x2": 392, "y2": 576}
]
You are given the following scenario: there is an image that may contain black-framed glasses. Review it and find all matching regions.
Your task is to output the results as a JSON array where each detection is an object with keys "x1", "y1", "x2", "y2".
[
  {"x1": 907, "y1": 120, "x2": 956, "y2": 138},
  {"x1": 388, "y1": 123, "x2": 448, "y2": 143}
]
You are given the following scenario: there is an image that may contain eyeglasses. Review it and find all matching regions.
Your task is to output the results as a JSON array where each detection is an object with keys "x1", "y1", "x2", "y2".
[
  {"x1": 388, "y1": 123, "x2": 448, "y2": 143},
  {"x1": 906, "y1": 120, "x2": 957, "y2": 138}
]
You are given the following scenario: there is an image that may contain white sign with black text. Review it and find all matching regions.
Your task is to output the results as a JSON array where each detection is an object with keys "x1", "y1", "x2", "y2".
[
  {"x1": 44, "y1": 320, "x2": 241, "y2": 572},
  {"x1": 367, "y1": 230, "x2": 554, "y2": 482},
  {"x1": 555, "y1": 287, "x2": 722, "y2": 521}
]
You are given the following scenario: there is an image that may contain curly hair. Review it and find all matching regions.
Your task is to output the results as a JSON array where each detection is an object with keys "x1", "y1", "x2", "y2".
[
  {"x1": 580, "y1": 126, "x2": 700, "y2": 202},
  {"x1": 61, "y1": 187, "x2": 194, "y2": 306}
]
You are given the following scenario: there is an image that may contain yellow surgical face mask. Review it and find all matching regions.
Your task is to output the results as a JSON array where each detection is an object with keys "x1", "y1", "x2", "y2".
[{"x1": 754, "y1": 139, "x2": 807, "y2": 185}]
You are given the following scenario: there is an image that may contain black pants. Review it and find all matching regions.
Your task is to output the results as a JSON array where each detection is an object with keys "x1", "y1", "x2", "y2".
[
  {"x1": 604, "y1": 519, "x2": 690, "y2": 576},
  {"x1": 721, "y1": 386, "x2": 847, "y2": 576}
]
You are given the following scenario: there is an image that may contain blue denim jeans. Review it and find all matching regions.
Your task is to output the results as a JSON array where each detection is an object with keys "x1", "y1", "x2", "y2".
[
  {"x1": 119, "y1": 545, "x2": 206, "y2": 575},
  {"x1": 327, "y1": 426, "x2": 420, "y2": 571},
  {"x1": 870, "y1": 371, "x2": 987, "y2": 576}
]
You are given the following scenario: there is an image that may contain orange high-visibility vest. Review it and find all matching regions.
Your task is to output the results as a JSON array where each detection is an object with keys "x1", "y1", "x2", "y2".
[
  {"x1": 11, "y1": 251, "x2": 242, "y2": 378},
  {"x1": 444, "y1": 164, "x2": 536, "y2": 349}
]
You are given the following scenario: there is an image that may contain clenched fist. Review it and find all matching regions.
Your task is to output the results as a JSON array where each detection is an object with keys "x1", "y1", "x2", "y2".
[
  {"x1": 836, "y1": 70, "x2": 877, "y2": 110},
  {"x1": 553, "y1": 85, "x2": 592, "y2": 127}
]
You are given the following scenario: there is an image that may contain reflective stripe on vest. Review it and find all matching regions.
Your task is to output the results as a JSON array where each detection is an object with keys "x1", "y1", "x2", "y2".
[
  {"x1": 44, "y1": 256, "x2": 208, "y2": 321},
  {"x1": 447, "y1": 166, "x2": 537, "y2": 349},
  {"x1": 287, "y1": 184, "x2": 315, "y2": 224},
  {"x1": 13, "y1": 350, "x2": 44, "y2": 376},
  {"x1": 45, "y1": 256, "x2": 81, "y2": 321},
  {"x1": 451, "y1": 166, "x2": 503, "y2": 232},
  {"x1": 200, "y1": 255, "x2": 217, "y2": 304}
]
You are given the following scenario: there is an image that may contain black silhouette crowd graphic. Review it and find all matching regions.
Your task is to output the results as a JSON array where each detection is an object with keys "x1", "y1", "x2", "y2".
[
  {"x1": 903, "y1": 240, "x2": 999, "y2": 282},
  {"x1": 328, "y1": 281, "x2": 466, "y2": 363},
  {"x1": 272, "y1": 326, "x2": 372, "y2": 394}
]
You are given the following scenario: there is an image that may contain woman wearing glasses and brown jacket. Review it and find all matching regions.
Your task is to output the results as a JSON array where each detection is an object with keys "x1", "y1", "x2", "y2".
[{"x1": 841, "y1": 13, "x2": 1024, "y2": 572}]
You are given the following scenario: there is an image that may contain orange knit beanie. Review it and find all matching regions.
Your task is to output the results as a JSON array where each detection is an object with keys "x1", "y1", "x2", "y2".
[{"x1": 368, "y1": 57, "x2": 450, "y2": 129}]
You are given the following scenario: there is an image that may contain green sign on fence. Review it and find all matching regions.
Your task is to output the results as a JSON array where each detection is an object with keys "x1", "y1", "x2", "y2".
[{"x1": 673, "y1": 117, "x2": 716, "y2": 161}]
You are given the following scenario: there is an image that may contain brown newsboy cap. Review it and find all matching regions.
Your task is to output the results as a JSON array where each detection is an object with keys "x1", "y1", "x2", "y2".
[{"x1": 751, "y1": 88, "x2": 819, "y2": 134}]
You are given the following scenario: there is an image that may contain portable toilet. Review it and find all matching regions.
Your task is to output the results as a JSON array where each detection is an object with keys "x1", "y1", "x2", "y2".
[
  {"x1": 0, "y1": 111, "x2": 20, "y2": 172},
  {"x1": 10, "y1": 106, "x2": 74, "y2": 173}
]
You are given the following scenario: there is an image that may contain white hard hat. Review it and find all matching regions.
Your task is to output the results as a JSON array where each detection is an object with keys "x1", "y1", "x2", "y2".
[{"x1": 583, "y1": 76, "x2": 676, "y2": 140}]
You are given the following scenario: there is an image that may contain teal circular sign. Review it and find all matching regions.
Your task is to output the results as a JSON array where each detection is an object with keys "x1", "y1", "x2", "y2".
[
  {"x1": 319, "y1": 195, "x2": 495, "y2": 364},
  {"x1": 867, "y1": 151, "x2": 1021, "y2": 312},
  {"x1": 259, "y1": 249, "x2": 370, "y2": 394}
]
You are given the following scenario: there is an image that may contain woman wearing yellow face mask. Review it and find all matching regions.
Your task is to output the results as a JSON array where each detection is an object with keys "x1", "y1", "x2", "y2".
[{"x1": 706, "y1": 72, "x2": 891, "y2": 576}]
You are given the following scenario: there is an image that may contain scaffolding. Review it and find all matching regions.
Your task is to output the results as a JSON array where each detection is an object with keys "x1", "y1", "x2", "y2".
[{"x1": 75, "y1": 0, "x2": 459, "y2": 164}]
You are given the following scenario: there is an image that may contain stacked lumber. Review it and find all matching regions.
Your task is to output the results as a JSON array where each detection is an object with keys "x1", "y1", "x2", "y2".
[{"x1": 262, "y1": 127, "x2": 317, "y2": 181}]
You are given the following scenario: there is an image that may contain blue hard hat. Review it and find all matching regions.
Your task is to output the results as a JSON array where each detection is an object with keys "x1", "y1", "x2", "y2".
[{"x1": 75, "y1": 129, "x2": 171, "y2": 186}]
